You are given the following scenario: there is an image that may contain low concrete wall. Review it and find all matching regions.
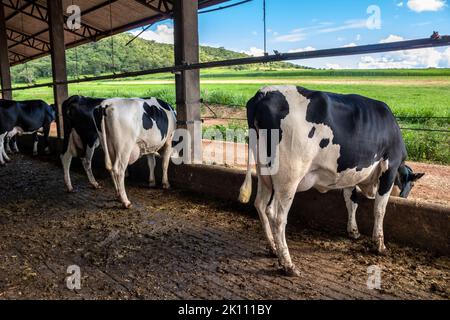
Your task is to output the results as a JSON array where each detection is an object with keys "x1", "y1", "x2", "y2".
[{"x1": 17, "y1": 136, "x2": 450, "y2": 255}]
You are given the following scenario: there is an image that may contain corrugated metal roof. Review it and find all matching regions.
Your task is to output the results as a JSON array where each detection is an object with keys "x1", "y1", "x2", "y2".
[{"x1": 2, "y1": 0, "x2": 229, "y2": 66}]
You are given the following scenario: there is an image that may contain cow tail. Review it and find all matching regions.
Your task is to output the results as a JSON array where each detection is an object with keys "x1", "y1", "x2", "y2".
[
  {"x1": 101, "y1": 108, "x2": 113, "y2": 171},
  {"x1": 238, "y1": 142, "x2": 254, "y2": 204}
]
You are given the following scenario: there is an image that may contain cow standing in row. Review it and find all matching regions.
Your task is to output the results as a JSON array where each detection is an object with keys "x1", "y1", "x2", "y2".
[
  {"x1": 60, "y1": 95, "x2": 105, "y2": 192},
  {"x1": 0, "y1": 99, "x2": 55, "y2": 166},
  {"x1": 94, "y1": 98, "x2": 177, "y2": 208},
  {"x1": 239, "y1": 86, "x2": 424, "y2": 276}
]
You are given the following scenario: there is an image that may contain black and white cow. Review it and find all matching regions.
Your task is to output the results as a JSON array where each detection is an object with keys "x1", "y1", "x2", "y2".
[
  {"x1": 60, "y1": 95, "x2": 105, "y2": 192},
  {"x1": 0, "y1": 99, "x2": 55, "y2": 165},
  {"x1": 94, "y1": 98, "x2": 177, "y2": 208},
  {"x1": 239, "y1": 86, "x2": 424, "y2": 277}
]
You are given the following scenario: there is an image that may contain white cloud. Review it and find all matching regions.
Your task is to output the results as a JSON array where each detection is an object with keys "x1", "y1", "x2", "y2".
[
  {"x1": 241, "y1": 47, "x2": 265, "y2": 57},
  {"x1": 358, "y1": 35, "x2": 450, "y2": 68},
  {"x1": 317, "y1": 19, "x2": 368, "y2": 34},
  {"x1": 275, "y1": 20, "x2": 367, "y2": 43},
  {"x1": 356, "y1": 34, "x2": 361, "y2": 41},
  {"x1": 274, "y1": 32, "x2": 307, "y2": 43},
  {"x1": 397, "y1": 2, "x2": 404, "y2": 7},
  {"x1": 131, "y1": 24, "x2": 174, "y2": 44},
  {"x1": 380, "y1": 34, "x2": 405, "y2": 43},
  {"x1": 407, "y1": 0, "x2": 446, "y2": 12},
  {"x1": 288, "y1": 46, "x2": 316, "y2": 53},
  {"x1": 326, "y1": 63, "x2": 341, "y2": 69},
  {"x1": 342, "y1": 43, "x2": 357, "y2": 48}
]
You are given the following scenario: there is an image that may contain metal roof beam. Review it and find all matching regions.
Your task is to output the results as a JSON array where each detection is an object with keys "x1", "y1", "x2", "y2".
[
  {"x1": 134, "y1": 0, "x2": 173, "y2": 14},
  {"x1": 3, "y1": 0, "x2": 105, "y2": 41},
  {"x1": 6, "y1": 27, "x2": 50, "y2": 52}
]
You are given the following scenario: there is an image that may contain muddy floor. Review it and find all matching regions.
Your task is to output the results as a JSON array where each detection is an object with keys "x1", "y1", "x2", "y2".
[{"x1": 0, "y1": 155, "x2": 448, "y2": 300}]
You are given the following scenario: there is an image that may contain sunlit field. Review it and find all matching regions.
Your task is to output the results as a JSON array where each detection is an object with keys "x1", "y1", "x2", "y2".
[{"x1": 11, "y1": 68, "x2": 450, "y2": 164}]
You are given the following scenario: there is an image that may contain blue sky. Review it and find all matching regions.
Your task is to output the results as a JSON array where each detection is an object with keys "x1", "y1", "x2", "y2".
[{"x1": 132, "y1": 0, "x2": 450, "y2": 69}]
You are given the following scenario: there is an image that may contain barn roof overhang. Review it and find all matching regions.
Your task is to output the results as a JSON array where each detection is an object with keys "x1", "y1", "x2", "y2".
[{"x1": 1, "y1": 0, "x2": 230, "y2": 66}]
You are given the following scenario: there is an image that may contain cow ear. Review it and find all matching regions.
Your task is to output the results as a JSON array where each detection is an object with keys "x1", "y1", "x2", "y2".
[{"x1": 411, "y1": 173, "x2": 425, "y2": 181}]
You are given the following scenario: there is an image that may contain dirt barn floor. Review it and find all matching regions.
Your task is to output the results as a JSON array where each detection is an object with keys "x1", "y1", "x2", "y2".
[{"x1": 0, "y1": 155, "x2": 449, "y2": 300}]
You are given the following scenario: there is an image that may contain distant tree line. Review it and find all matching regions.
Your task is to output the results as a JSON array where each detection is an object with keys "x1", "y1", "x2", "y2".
[{"x1": 11, "y1": 33, "x2": 305, "y2": 84}]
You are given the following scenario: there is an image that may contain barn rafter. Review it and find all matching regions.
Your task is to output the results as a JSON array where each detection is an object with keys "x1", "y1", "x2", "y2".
[
  {"x1": 134, "y1": 0, "x2": 173, "y2": 14},
  {"x1": 6, "y1": 27, "x2": 50, "y2": 52},
  {"x1": 0, "y1": 0, "x2": 227, "y2": 66}
]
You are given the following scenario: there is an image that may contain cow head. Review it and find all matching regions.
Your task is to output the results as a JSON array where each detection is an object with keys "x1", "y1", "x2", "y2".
[
  {"x1": 48, "y1": 104, "x2": 57, "y2": 122},
  {"x1": 395, "y1": 165, "x2": 425, "y2": 198}
]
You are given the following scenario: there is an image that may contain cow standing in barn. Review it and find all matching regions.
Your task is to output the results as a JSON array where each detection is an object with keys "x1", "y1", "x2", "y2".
[
  {"x1": 0, "y1": 99, "x2": 55, "y2": 166},
  {"x1": 94, "y1": 98, "x2": 177, "y2": 208},
  {"x1": 60, "y1": 96, "x2": 106, "y2": 192},
  {"x1": 239, "y1": 86, "x2": 424, "y2": 276}
]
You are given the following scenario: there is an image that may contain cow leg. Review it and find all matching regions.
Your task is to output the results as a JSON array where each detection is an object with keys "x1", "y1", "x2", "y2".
[
  {"x1": 5, "y1": 136, "x2": 12, "y2": 154},
  {"x1": 1, "y1": 135, "x2": 11, "y2": 163},
  {"x1": 11, "y1": 136, "x2": 19, "y2": 153},
  {"x1": 61, "y1": 151, "x2": 74, "y2": 192},
  {"x1": 160, "y1": 141, "x2": 172, "y2": 190},
  {"x1": 0, "y1": 133, "x2": 7, "y2": 165},
  {"x1": 61, "y1": 131, "x2": 78, "y2": 192},
  {"x1": 82, "y1": 141, "x2": 101, "y2": 189},
  {"x1": 373, "y1": 171, "x2": 395, "y2": 254},
  {"x1": 42, "y1": 124, "x2": 51, "y2": 154},
  {"x1": 343, "y1": 187, "x2": 360, "y2": 239},
  {"x1": 32, "y1": 133, "x2": 39, "y2": 156},
  {"x1": 255, "y1": 178, "x2": 277, "y2": 256},
  {"x1": 267, "y1": 184, "x2": 299, "y2": 277},
  {"x1": 116, "y1": 169, "x2": 131, "y2": 209},
  {"x1": 147, "y1": 154, "x2": 156, "y2": 188},
  {"x1": 110, "y1": 149, "x2": 133, "y2": 208}
]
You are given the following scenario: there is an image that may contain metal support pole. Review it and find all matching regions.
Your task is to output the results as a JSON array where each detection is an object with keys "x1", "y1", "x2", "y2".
[
  {"x1": 48, "y1": 0, "x2": 69, "y2": 139},
  {"x1": 174, "y1": 0, "x2": 202, "y2": 164},
  {"x1": 0, "y1": 1, "x2": 12, "y2": 100}
]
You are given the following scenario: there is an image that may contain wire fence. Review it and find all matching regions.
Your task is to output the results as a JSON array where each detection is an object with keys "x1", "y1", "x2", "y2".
[{"x1": 201, "y1": 103, "x2": 450, "y2": 134}]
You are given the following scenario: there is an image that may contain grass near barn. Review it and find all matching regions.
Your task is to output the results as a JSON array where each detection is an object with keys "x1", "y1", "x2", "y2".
[{"x1": 11, "y1": 68, "x2": 450, "y2": 164}]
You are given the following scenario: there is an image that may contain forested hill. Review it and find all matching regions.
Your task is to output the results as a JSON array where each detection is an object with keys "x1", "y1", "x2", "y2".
[{"x1": 11, "y1": 33, "x2": 303, "y2": 83}]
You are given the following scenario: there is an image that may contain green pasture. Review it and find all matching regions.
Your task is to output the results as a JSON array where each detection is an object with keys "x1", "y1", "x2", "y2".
[{"x1": 10, "y1": 69, "x2": 450, "y2": 164}]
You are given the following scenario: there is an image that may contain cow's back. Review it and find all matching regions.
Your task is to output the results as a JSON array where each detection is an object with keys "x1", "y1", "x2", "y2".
[
  {"x1": 15, "y1": 100, "x2": 52, "y2": 132},
  {"x1": 298, "y1": 87, "x2": 407, "y2": 172}
]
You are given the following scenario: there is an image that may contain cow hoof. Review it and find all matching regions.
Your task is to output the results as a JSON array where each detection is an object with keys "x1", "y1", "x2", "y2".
[
  {"x1": 372, "y1": 236, "x2": 387, "y2": 255},
  {"x1": 283, "y1": 265, "x2": 301, "y2": 277},
  {"x1": 66, "y1": 188, "x2": 75, "y2": 193},
  {"x1": 162, "y1": 183, "x2": 171, "y2": 190},
  {"x1": 148, "y1": 181, "x2": 157, "y2": 188},
  {"x1": 32, "y1": 152, "x2": 38, "y2": 157},
  {"x1": 91, "y1": 183, "x2": 102, "y2": 190},
  {"x1": 0, "y1": 162, "x2": 6, "y2": 167},
  {"x1": 375, "y1": 245, "x2": 387, "y2": 255},
  {"x1": 123, "y1": 202, "x2": 133, "y2": 209},
  {"x1": 348, "y1": 230, "x2": 361, "y2": 240}
]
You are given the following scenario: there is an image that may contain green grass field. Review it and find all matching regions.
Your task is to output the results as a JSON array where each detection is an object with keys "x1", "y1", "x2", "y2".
[{"x1": 11, "y1": 68, "x2": 450, "y2": 164}]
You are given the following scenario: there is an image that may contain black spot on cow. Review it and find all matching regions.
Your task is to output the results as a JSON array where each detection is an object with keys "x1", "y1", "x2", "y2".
[
  {"x1": 350, "y1": 188, "x2": 359, "y2": 204},
  {"x1": 308, "y1": 127, "x2": 316, "y2": 138},
  {"x1": 156, "y1": 98, "x2": 174, "y2": 112},
  {"x1": 319, "y1": 138, "x2": 330, "y2": 149},
  {"x1": 142, "y1": 102, "x2": 169, "y2": 139},
  {"x1": 246, "y1": 90, "x2": 290, "y2": 162},
  {"x1": 297, "y1": 86, "x2": 406, "y2": 174}
]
